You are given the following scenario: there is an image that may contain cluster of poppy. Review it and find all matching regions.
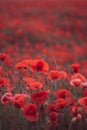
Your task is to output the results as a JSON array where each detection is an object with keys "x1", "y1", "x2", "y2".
[
  {"x1": 0, "y1": 1, "x2": 87, "y2": 130},
  {"x1": 0, "y1": 53, "x2": 87, "y2": 130}
]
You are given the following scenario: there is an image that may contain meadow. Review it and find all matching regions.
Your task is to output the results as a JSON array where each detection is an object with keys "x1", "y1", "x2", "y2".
[{"x1": 0, "y1": 1, "x2": 87, "y2": 130}]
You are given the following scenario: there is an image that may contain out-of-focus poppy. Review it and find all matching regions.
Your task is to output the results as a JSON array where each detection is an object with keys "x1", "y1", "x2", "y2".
[
  {"x1": 23, "y1": 77, "x2": 35, "y2": 86},
  {"x1": 0, "y1": 77, "x2": 10, "y2": 88},
  {"x1": 0, "y1": 66, "x2": 3, "y2": 75},
  {"x1": 30, "y1": 59, "x2": 49, "y2": 75},
  {"x1": 56, "y1": 89, "x2": 71, "y2": 99},
  {"x1": 70, "y1": 78, "x2": 82, "y2": 87},
  {"x1": 1, "y1": 92, "x2": 13, "y2": 104},
  {"x1": 82, "y1": 90, "x2": 87, "y2": 97},
  {"x1": 4, "y1": 57, "x2": 12, "y2": 66},
  {"x1": 49, "y1": 111, "x2": 58, "y2": 125},
  {"x1": 13, "y1": 94, "x2": 27, "y2": 108},
  {"x1": 71, "y1": 73, "x2": 86, "y2": 82},
  {"x1": 29, "y1": 81, "x2": 43, "y2": 90},
  {"x1": 56, "y1": 98, "x2": 68, "y2": 109},
  {"x1": 15, "y1": 62, "x2": 28, "y2": 69},
  {"x1": 69, "y1": 105, "x2": 79, "y2": 117},
  {"x1": 0, "y1": 53, "x2": 7, "y2": 61},
  {"x1": 0, "y1": 53, "x2": 12, "y2": 66},
  {"x1": 15, "y1": 59, "x2": 32, "y2": 69},
  {"x1": 48, "y1": 70, "x2": 61, "y2": 80},
  {"x1": 48, "y1": 102, "x2": 59, "y2": 113},
  {"x1": 81, "y1": 82, "x2": 87, "y2": 88},
  {"x1": 59, "y1": 71, "x2": 68, "y2": 79},
  {"x1": 70, "y1": 63, "x2": 80, "y2": 73},
  {"x1": 31, "y1": 90, "x2": 49, "y2": 105},
  {"x1": 78, "y1": 97, "x2": 87, "y2": 106},
  {"x1": 21, "y1": 103, "x2": 38, "y2": 122}
]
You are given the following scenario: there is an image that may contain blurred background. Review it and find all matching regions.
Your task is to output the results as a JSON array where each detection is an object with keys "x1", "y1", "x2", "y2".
[{"x1": 0, "y1": 0, "x2": 87, "y2": 67}]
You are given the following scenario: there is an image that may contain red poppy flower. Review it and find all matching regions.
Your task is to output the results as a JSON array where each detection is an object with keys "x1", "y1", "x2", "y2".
[
  {"x1": 15, "y1": 62, "x2": 28, "y2": 69},
  {"x1": 21, "y1": 59, "x2": 32, "y2": 66},
  {"x1": 0, "y1": 66, "x2": 3, "y2": 74},
  {"x1": 70, "y1": 78, "x2": 82, "y2": 87},
  {"x1": 13, "y1": 94, "x2": 27, "y2": 108},
  {"x1": 21, "y1": 103, "x2": 38, "y2": 122},
  {"x1": 82, "y1": 106, "x2": 87, "y2": 113},
  {"x1": 81, "y1": 82, "x2": 87, "y2": 88},
  {"x1": 70, "y1": 63, "x2": 80, "y2": 73},
  {"x1": 3, "y1": 57, "x2": 12, "y2": 66},
  {"x1": 56, "y1": 98, "x2": 68, "y2": 109},
  {"x1": 48, "y1": 102, "x2": 58, "y2": 113},
  {"x1": 60, "y1": 71, "x2": 68, "y2": 79},
  {"x1": 78, "y1": 97, "x2": 87, "y2": 106},
  {"x1": 0, "y1": 53, "x2": 12, "y2": 66},
  {"x1": 71, "y1": 73, "x2": 86, "y2": 82},
  {"x1": 29, "y1": 81, "x2": 43, "y2": 90},
  {"x1": 15, "y1": 59, "x2": 32, "y2": 70},
  {"x1": 31, "y1": 90, "x2": 49, "y2": 104},
  {"x1": 1, "y1": 92, "x2": 13, "y2": 104},
  {"x1": 69, "y1": 105, "x2": 79, "y2": 117},
  {"x1": 0, "y1": 53, "x2": 7, "y2": 61},
  {"x1": 0, "y1": 77, "x2": 10, "y2": 88},
  {"x1": 56, "y1": 89, "x2": 71, "y2": 99},
  {"x1": 30, "y1": 59, "x2": 49, "y2": 74},
  {"x1": 23, "y1": 77, "x2": 35, "y2": 86},
  {"x1": 48, "y1": 70, "x2": 61, "y2": 80},
  {"x1": 49, "y1": 111, "x2": 58, "y2": 125},
  {"x1": 82, "y1": 90, "x2": 87, "y2": 97}
]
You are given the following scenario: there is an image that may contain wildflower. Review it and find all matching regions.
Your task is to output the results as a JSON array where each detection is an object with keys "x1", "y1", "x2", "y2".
[
  {"x1": 30, "y1": 59, "x2": 49, "y2": 74},
  {"x1": 48, "y1": 70, "x2": 61, "y2": 80},
  {"x1": 56, "y1": 89, "x2": 71, "y2": 99},
  {"x1": 59, "y1": 71, "x2": 68, "y2": 79},
  {"x1": 66, "y1": 98, "x2": 76, "y2": 105},
  {"x1": 1, "y1": 92, "x2": 13, "y2": 104},
  {"x1": 81, "y1": 82, "x2": 87, "y2": 88},
  {"x1": 29, "y1": 81, "x2": 43, "y2": 90},
  {"x1": 78, "y1": 97, "x2": 87, "y2": 113},
  {"x1": 78, "y1": 97, "x2": 87, "y2": 106},
  {"x1": 23, "y1": 77, "x2": 35, "y2": 86},
  {"x1": 82, "y1": 90, "x2": 87, "y2": 97},
  {"x1": 70, "y1": 63, "x2": 80, "y2": 73},
  {"x1": 3, "y1": 57, "x2": 12, "y2": 66},
  {"x1": 15, "y1": 59, "x2": 32, "y2": 69},
  {"x1": 21, "y1": 59, "x2": 32, "y2": 66},
  {"x1": 0, "y1": 53, "x2": 12, "y2": 66},
  {"x1": 21, "y1": 103, "x2": 38, "y2": 122},
  {"x1": 0, "y1": 53, "x2": 7, "y2": 61},
  {"x1": 70, "y1": 78, "x2": 82, "y2": 87},
  {"x1": 15, "y1": 62, "x2": 28, "y2": 69},
  {"x1": 0, "y1": 77, "x2": 10, "y2": 88},
  {"x1": 48, "y1": 102, "x2": 59, "y2": 113},
  {"x1": 13, "y1": 94, "x2": 27, "y2": 108},
  {"x1": 31, "y1": 90, "x2": 49, "y2": 105},
  {"x1": 49, "y1": 111, "x2": 58, "y2": 125},
  {"x1": 56, "y1": 98, "x2": 68, "y2": 109},
  {"x1": 71, "y1": 73, "x2": 86, "y2": 82},
  {"x1": 69, "y1": 105, "x2": 79, "y2": 118},
  {"x1": 0, "y1": 66, "x2": 3, "y2": 75}
]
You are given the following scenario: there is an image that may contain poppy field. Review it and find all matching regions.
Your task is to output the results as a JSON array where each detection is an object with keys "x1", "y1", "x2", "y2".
[{"x1": 0, "y1": 1, "x2": 87, "y2": 130}]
